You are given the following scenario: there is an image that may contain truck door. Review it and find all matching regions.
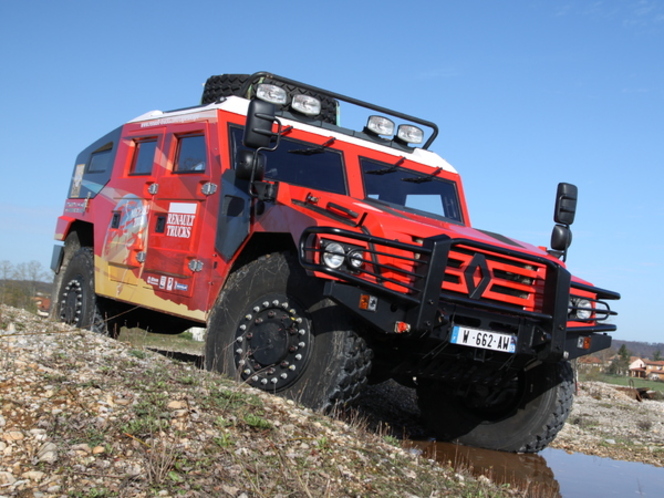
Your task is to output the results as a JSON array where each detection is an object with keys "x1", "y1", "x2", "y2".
[{"x1": 142, "y1": 122, "x2": 219, "y2": 315}]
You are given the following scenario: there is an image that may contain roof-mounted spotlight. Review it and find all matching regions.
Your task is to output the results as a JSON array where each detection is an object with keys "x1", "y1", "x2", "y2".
[
  {"x1": 396, "y1": 124, "x2": 424, "y2": 145},
  {"x1": 256, "y1": 84, "x2": 288, "y2": 105},
  {"x1": 292, "y1": 94, "x2": 321, "y2": 116},
  {"x1": 365, "y1": 115, "x2": 395, "y2": 137}
]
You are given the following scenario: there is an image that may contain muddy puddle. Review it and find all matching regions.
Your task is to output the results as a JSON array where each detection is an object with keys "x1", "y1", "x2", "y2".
[{"x1": 406, "y1": 440, "x2": 664, "y2": 497}]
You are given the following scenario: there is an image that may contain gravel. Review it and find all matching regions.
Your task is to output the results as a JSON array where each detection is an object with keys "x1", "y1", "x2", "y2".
[
  {"x1": 0, "y1": 304, "x2": 508, "y2": 497},
  {"x1": 2, "y1": 302, "x2": 662, "y2": 497},
  {"x1": 551, "y1": 381, "x2": 664, "y2": 466}
]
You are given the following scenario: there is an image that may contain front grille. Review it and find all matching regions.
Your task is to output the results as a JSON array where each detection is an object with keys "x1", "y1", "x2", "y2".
[
  {"x1": 299, "y1": 227, "x2": 552, "y2": 314},
  {"x1": 442, "y1": 244, "x2": 547, "y2": 312}
]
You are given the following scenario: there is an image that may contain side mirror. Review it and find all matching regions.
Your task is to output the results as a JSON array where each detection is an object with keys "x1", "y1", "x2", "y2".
[
  {"x1": 235, "y1": 149, "x2": 265, "y2": 182},
  {"x1": 243, "y1": 99, "x2": 276, "y2": 149},
  {"x1": 554, "y1": 183, "x2": 578, "y2": 226},
  {"x1": 550, "y1": 224, "x2": 572, "y2": 251}
]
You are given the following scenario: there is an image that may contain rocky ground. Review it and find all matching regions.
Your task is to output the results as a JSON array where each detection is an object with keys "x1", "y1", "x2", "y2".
[
  {"x1": 551, "y1": 380, "x2": 664, "y2": 466},
  {"x1": 1, "y1": 303, "x2": 663, "y2": 497}
]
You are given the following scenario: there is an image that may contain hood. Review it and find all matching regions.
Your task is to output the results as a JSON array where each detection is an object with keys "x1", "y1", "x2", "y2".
[{"x1": 349, "y1": 198, "x2": 559, "y2": 263}]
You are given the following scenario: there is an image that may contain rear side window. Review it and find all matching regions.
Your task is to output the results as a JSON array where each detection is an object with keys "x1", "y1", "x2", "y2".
[
  {"x1": 229, "y1": 126, "x2": 346, "y2": 195},
  {"x1": 87, "y1": 148, "x2": 113, "y2": 173},
  {"x1": 130, "y1": 139, "x2": 158, "y2": 175},
  {"x1": 175, "y1": 134, "x2": 206, "y2": 173},
  {"x1": 69, "y1": 126, "x2": 122, "y2": 199}
]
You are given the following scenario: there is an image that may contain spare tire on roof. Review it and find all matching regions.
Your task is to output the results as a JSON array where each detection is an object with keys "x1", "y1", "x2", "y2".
[
  {"x1": 201, "y1": 74, "x2": 251, "y2": 104},
  {"x1": 201, "y1": 73, "x2": 338, "y2": 125}
]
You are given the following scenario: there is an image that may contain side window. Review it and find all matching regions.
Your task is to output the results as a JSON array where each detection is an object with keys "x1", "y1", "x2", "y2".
[
  {"x1": 130, "y1": 139, "x2": 158, "y2": 175},
  {"x1": 175, "y1": 134, "x2": 206, "y2": 173},
  {"x1": 87, "y1": 148, "x2": 113, "y2": 173},
  {"x1": 68, "y1": 126, "x2": 122, "y2": 199},
  {"x1": 229, "y1": 126, "x2": 346, "y2": 195}
]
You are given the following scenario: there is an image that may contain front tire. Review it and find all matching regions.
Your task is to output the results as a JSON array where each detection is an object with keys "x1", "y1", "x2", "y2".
[
  {"x1": 205, "y1": 252, "x2": 371, "y2": 411},
  {"x1": 417, "y1": 361, "x2": 574, "y2": 453},
  {"x1": 53, "y1": 247, "x2": 120, "y2": 338}
]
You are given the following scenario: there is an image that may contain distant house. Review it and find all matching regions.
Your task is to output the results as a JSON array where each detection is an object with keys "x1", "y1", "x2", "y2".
[
  {"x1": 578, "y1": 355, "x2": 606, "y2": 372},
  {"x1": 644, "y1": 360, "x2": 664, "y2": 381},
  {"x1": 629, "y1": 357, "x2": 647, "y2": 378},
  {"x1": 629, "y1": 357, "x2": 664, "y2": 381}
]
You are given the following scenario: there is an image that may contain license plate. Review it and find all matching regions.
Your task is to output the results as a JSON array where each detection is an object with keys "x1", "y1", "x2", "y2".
[{"x1": 450, "y1": 326, "x2": 517, "y2": 353}]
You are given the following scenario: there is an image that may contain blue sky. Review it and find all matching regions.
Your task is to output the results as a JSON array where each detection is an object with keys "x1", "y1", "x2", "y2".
[{"x1": 1, "y1": 1, "x2": 662, "y2": 343}]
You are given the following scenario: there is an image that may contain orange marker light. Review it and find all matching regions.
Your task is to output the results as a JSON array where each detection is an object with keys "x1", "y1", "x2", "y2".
[{"x1": 394, "y1": 321, "x2": 411, "y2": 334}]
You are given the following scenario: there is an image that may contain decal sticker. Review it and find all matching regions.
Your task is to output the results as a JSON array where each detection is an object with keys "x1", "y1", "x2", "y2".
[
  {"x1": 159, "y1": 276, "x2": 167, "y2": 289},
  {"x1": 147, "y1": 276, "x2": 160, "y2": 286},
  {"x1": 174, "y1": 281, "x2": 189, "y2": 292},
  {"x1": 70, "y1": 163, "x2": 85, "y2": 198},
  {"x1": 166, "y1": 202, "x2": 197, "y2": 238},
  {"x1": 102, "y1": 195, "x2": 149, "y2": 266},
  {"x1": 64, "y1": 199, "x2": 87, "y2": 214},
  {"x1": 166, "y1": 277, "x2": 174, "y2": 291}
]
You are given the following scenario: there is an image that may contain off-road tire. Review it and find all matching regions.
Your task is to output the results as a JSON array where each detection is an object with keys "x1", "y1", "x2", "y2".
[
  {"x1": 417, "y1": 361, "x2": 574, "y2": 453},
  {"x1": 53, "y1": 247, "x2": 120, "y2": 338},
  {"x1": 205, "y1": 252, "x2": 371, "y2": 411},
  {"x1": 201, "y1": 74, "x2": 251, "y2": 104},
  {"x1": 201, "y1": 74, "x2": 338, "y2": 125}
]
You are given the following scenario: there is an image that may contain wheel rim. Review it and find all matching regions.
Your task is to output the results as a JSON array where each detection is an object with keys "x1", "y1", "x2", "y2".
[
  {"x1": 233, "y1": 294, "x2": 312, "y2": 391},
  {"x1": 59, "y1": 278, "x2": 84, "y2": 326}
]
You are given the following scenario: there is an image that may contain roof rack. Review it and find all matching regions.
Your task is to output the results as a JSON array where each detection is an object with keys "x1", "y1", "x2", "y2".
[{"x1": 239, "y1": 72, "x2": 439, "y2": 150}]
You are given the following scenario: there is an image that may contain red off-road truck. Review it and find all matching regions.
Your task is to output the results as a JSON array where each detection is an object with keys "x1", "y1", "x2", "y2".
[{"x1": 51, "y1": 72, "x2": 619, "y2": 452}]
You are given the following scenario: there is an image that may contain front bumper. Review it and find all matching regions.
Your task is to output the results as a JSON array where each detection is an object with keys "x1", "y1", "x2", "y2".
[{"x1": 299, "y1": 227, "x2": 619, "y2": 364}]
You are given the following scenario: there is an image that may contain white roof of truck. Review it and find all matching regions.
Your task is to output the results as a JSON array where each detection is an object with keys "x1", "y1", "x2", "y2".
[{"x1": 129, "y1": 96, "x2": 458, "y2": 174}]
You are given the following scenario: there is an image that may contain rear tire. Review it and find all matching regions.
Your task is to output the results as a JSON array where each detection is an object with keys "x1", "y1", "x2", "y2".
[
  {"x1": 205, "y1": 252, "x2": 371, "y2": 411},
  {"x1": 53, "y1": 248, "x2": 120, "y2": 338},
  {"x1": 417, "y1": 361, "x2": 574, "y2": 453}
]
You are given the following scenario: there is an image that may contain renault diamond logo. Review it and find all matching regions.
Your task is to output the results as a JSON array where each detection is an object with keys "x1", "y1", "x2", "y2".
[{"x1": 463, "y1": 253, "x2": 491, "y2": 299}]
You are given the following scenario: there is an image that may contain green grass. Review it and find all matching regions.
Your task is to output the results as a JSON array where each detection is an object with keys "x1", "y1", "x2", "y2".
[
  {"x1": 118, "y1": 327, "x2": 204, "y2": 355},
  {"x1": 580, "y1": 372, "x2": 664, "y2": 392}
]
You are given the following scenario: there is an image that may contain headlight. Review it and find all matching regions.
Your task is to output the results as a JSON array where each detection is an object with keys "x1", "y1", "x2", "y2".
[
  {"x1": 348, "y1": 249, "x2": 364, "y2": 269},
  {"x1": 569, "y1": 297, "x2": 593, "y2": 320},
  {"x1": 322, "y1": 242, "x2": 345, "y2": 269},
  {"x1": 320, "y1": 240, "x2": 365, "y2": 271}
]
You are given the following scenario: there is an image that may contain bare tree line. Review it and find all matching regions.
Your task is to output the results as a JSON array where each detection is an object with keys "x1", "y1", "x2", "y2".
[{"x1": 0, "y1": 260, "x2": 52, "y2": 311}]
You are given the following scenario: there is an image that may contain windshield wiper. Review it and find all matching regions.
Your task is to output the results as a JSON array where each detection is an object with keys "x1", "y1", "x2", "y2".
[
  {"x1": 289, "y1": 137, "x2": 336, "y2": 156},
  {"x1": 402, "y1": 168, "x2": 442, "y2": 183},
  {"x1": 365, "y1": 157, "x2": 406, "y2": 175}
]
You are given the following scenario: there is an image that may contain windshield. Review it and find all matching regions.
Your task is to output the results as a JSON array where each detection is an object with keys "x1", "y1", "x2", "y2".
[{"x1": 360, "y1": 157, "x2": 463, "y2": 223}]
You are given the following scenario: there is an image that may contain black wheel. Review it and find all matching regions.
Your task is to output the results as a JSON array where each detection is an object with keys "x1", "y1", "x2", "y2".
[
  {"x1": 417, "y1": 361, "x2": 574, "y2": 453},
  {"x1": 201, "y1": 74, "x2": 338, "y2": 125},
  {"x1": 54, "y1": 247, "x2": 120, "y2": 338},
  {"x1": 205, "y1": 252, "x2": 371, "y2": 411}
]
